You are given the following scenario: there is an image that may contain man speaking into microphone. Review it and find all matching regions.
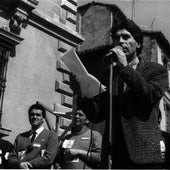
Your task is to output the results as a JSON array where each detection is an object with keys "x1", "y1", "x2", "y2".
[{"x1": 70, "y1": 18, "x2": 168, "y2": 169}]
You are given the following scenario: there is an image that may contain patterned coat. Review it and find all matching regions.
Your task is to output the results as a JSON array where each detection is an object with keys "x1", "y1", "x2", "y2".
[{"x1": 77, "y1": 61, "x2": 168, "y2": 168}]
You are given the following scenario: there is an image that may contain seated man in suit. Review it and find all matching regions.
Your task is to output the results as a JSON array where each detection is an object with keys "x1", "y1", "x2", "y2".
[{"x1": 8, "y1": 103, "x2": 58, "y2": 169}]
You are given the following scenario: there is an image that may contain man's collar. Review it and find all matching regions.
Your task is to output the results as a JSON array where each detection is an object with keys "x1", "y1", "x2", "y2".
[
  {"x1": 31, "y1": 126, "x2": 44, "y2": 135},
  {"x1": 129, "y1": 57, "x2": 139, "y2": 70}
]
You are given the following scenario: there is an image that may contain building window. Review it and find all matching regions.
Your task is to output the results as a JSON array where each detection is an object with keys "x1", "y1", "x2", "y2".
[
  {"x1": 0, "y1": 47, "x2": 10, "y2": 126},
  {"x1": 0, "y1": 28, "x2": 23, "y2": 134}
]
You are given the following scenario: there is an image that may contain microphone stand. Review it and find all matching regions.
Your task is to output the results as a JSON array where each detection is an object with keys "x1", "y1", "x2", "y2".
[{"x1": 108, "y1": 58, "x2": 114, "y2": 169}]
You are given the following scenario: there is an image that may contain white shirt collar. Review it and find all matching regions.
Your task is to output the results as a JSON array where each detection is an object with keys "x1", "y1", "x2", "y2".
[
  {"x1": 129, "y1": 57, "x2": 139, "y2": 70},
  {"x1": 31, "y1": 126, "x2": 44, "y2": 136}
]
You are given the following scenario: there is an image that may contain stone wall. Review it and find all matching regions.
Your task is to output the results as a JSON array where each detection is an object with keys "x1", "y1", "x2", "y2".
[{"x1": 0, "y1": 0, "x2": 83, "y2": 142}]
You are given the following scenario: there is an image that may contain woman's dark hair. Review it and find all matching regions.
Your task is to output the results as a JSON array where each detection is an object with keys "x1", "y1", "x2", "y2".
[
  {"x1": 111, "y1": 18, "x2": 143, "y2": 55},
  {"x1": 28, "y1": 103, "x2": 46, "y2": 118}
]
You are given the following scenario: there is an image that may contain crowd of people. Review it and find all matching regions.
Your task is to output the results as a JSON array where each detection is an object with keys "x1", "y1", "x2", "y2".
[
  {"x1": 0, "y1": 103, "x2": 102, "y2": 169},
  {"x1": 0, "y1": 18, "x2": 170, "y2": 169}
]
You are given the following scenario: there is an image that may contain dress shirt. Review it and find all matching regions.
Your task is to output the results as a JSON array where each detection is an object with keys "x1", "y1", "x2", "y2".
[{"x1": 30, "y1": 126, "x2": 44, "y2": 141}]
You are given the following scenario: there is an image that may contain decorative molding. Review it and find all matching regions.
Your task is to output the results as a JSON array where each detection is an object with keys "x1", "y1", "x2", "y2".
[
  {"x1": 0, "y1": 27, "x2": 24, "y2": 48},
  {"x1": 1, "y1": 26, "x2": 10, "y2": 32},
  {"x1": 53, "y1": 103, "x2": 72, "y2": 114},
  {"x1": 61, "y1": 0, "x2": 77, "y2": 15},
  {"x1": 55, "y1": 81, "x2": 73, "y2": 97},
  {"x1": 62, "y1": 73, "x2": 70, "y2": 85},
  {"x1": 66, "y1": 11, "x2": 76, "y2": 25},
  {"x1": 7, "y1": 0, "x2": 38, "y2": 35},
  {"x1": 61, "y1": 94, "x2": 73, "y2": 108},
  {"x1": 9, "y1": 8, "x2": 28, "y2": 35},
  {"x1": 56, "y1": 60, "x2": 70, "y2": 74},
  {"x1": 19, "y1": 0, "x2": 39, "y2": 9},
  {"x1": 59, "y1": 117, "x2": 72, "y2": 129},
  {"x1": 27, "y1": 0, "x2": 39, "y2": 6},
  {"x1": 68, "y1": 0, "x2": 77, "y2": 6},
  {"x1": 0, "y1": 127, "x2": 12, "y2": 137},
  {"x1": 29, "y1": 9, "x2": 84, "y2": 47},
  {"x1": 58, "y1": 41, "x2": 68, "y2": 53}
]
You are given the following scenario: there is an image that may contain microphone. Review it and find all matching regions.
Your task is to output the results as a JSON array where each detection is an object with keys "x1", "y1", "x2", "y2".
[{"x1": 104, "y1": 46, "x2": 123, "y2": 62}]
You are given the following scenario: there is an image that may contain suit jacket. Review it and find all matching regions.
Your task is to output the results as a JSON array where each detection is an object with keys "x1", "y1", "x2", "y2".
[
  {"x1": 77, "y1": 61, "x2": 168, "y2": 168},
  {"x1": 8, "y1": 128, "x2": 58, "y2": 169}
]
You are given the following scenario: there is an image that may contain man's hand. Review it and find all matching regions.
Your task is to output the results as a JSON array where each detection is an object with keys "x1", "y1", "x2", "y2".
[
  {"x1": 110, "y1": 46, "x2": 128, "y2": 68},
  {"x1": 19, "y1": 162, "x2": 33, "y2": 169},
  {"x1": 64, "y1": 148, "x2": 87, "y2": 159}
]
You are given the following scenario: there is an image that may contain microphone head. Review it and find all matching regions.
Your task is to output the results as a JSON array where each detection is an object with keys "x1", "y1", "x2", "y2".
[
  {"x1": 104, "y1": 46, "x2": 123, "y2": 62},
  {"x1": 116, "y1": 46, "x2": 123, "y2": 51}
]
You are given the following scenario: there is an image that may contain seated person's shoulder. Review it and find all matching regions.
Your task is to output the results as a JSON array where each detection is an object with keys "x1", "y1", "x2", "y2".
[
  {"x1": 45, "y1": 129, "x2": 58, "y2": 138},
  {"x1": 17, "y1": 131, "x2": 31, "y2": 138},
  {"x1": 93, "y1": 130, "x2": 102, "y2": 136},
  {"x1": 0, "y1": 139, "x2": 13, "y2": 148}
]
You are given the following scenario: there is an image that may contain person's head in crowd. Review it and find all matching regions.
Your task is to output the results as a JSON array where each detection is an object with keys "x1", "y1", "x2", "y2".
[
  {"x1": 72, "y1": 108, "x2": 89, "y2": 132},
  {"x1": 111, "y1": 18, "x2": 143, "y2": 62},
  {"x1": 28, "y1": 103, "x2": 46, "y2": 130}
]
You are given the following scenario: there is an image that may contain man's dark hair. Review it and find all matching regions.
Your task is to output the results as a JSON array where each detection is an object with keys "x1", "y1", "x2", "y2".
[
  {"x1": 111, "y1": 18, "x2": 143, "y2": 55},
  {"x1": 28, "y1": 103, "x2": 46, "y2": 118}
]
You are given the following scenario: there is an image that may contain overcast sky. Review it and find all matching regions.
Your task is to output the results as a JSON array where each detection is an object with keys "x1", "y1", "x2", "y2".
[{"x1": 78, "y1": 0, "x2": 170, "y2": 43}]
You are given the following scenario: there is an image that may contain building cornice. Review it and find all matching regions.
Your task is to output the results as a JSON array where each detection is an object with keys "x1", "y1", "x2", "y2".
[
  {"x1": 0, "y1": 27, "x2": 24, "y2": 47},
  {"x1": 29, "y1": 9, "x2": 85, "y2": 47},
  {"x1": 0, "y1": 127, "x2": 12, "y2": 137}
]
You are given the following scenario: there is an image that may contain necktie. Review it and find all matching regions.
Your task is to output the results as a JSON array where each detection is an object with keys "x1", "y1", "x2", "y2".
[{"x1": 30, "y1": 131, "x2": 36, "y2": 143}]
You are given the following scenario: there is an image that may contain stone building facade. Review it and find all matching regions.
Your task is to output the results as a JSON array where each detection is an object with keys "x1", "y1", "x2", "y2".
[
  {"x1": 0, "y1": 0, "x2": 84, "y2": 143},
  {"x1": 1, "y1": 0, "x2": 170, "y2": 144}
]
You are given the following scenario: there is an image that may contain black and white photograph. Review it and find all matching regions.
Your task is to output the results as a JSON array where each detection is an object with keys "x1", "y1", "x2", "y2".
[{"x1": 0, "y1": 0, "x2": 170, "y2": 169}]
